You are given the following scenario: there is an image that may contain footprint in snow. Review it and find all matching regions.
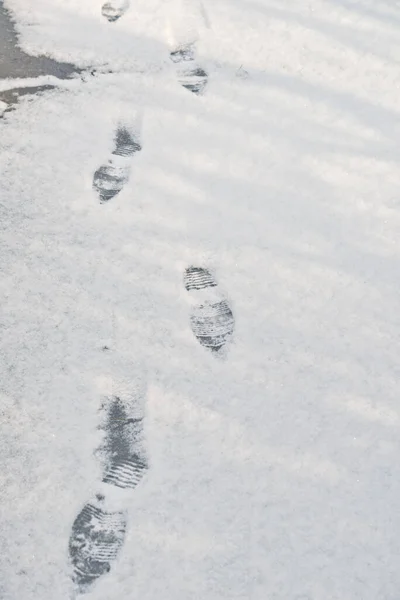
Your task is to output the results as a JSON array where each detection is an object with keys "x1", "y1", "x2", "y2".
[
  {"x1": 93, "y1": 125, "x2": 141, "y2": 203},
  {"x1": 101, "y1": 0, "x2": 130, "y2": 22},
  {"x1": 96, "y1": 394, "x2": 148, "y2": 490},
  {"x1": 69, "y1": 496, "x2": 127, "y2": 595},
  {"x1": 170, "y1": 43, "x2": 208, "y2": 95},
  {"x1": 184, "y1": 266, "x2": 234, "y2": 355},
  {"x1": 68, "y1": 390, "x2": 148, "y2": 595}
]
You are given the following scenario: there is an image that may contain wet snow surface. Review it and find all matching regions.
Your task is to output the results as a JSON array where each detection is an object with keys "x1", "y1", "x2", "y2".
[{"x1": 1, "y1": 0, "x2": 400, "y2": 599}]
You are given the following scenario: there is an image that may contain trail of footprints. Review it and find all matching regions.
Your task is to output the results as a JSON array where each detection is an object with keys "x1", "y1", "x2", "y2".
[
  {"x1": 67, "y1": 269, "x2": 234, "y2": 596},
  {"x1": 1, "y1": 0, "x2": 231, "y2": 593},
  {"x1": 91, "y1": 44, "x2": 207, "y2": 203},
  {"x1": 66, "y1": 2, "x2": 232, "y2": 596}
]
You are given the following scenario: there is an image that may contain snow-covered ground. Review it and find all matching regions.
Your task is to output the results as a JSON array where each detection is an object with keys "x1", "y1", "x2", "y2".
[{"x1": 1, "y1": 0, "x2": 400, "y2": 598}]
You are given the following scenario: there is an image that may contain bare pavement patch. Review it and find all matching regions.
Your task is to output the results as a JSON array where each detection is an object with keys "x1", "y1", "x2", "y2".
[{"x1": 0, "y1": 0, "x2": 84, "y2": 114}]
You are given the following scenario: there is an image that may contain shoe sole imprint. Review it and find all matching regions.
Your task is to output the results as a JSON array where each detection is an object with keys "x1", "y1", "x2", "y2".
[
  {"x1": 96, "y1": 394, "x2": 148, "y2": 489},
  {"x1": 184, "y1": 266, "x2": 234, "y2": 353},
  {"x1": 93, "y1": 125, "x2": 142, "y2": 203},
  {"x1": 101, "y1": 1, "x2": 130, "y2": 22},
  {"x1": 170, "y1": 43, "x2": 208, "y2": 95},
  {"x1": 69, "y1": 388, "x2": 148, "y2": 595},
  {"x1": 69, "y1": 496, "x2": 127, "y2": 595}
]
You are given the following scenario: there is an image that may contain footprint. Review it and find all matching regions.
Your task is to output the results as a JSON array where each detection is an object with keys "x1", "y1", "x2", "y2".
[
  {"x1": 101, "y1": 0, "x2": 130, "y2": 22},
  {"x1": 184, "y1": 266, "x2": 234, "y2": 354},
  {"x1": 170, "y1": 43, "x2": 208, "y2": 95},
  {"x1": 93, "y1": 125, "x2": 141, "y2": 203},
  {"x1": 96, "y1": 394, "x2": 148, "y2": 490},
  {"x1": 69, "y1": 495, "x2": 127, "y2": 595},
  {"x1": 68, "y1": 386, "x2": 148, "y2": 595}
]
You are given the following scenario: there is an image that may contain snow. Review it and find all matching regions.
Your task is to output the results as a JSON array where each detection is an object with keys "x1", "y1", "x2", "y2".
[{"x1": 1, "y1": 0, "x2": 400, "y2": 599}]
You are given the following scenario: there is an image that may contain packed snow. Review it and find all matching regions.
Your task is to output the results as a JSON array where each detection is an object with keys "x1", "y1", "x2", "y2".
[{"x1": 1, "y1": 0, "x2": 400, "y2": 599}]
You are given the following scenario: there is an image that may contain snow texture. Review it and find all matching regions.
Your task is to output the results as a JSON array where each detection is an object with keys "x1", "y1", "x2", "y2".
[{"x1": 2, "y1": 0, "x2": 400, "y2": 599}]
